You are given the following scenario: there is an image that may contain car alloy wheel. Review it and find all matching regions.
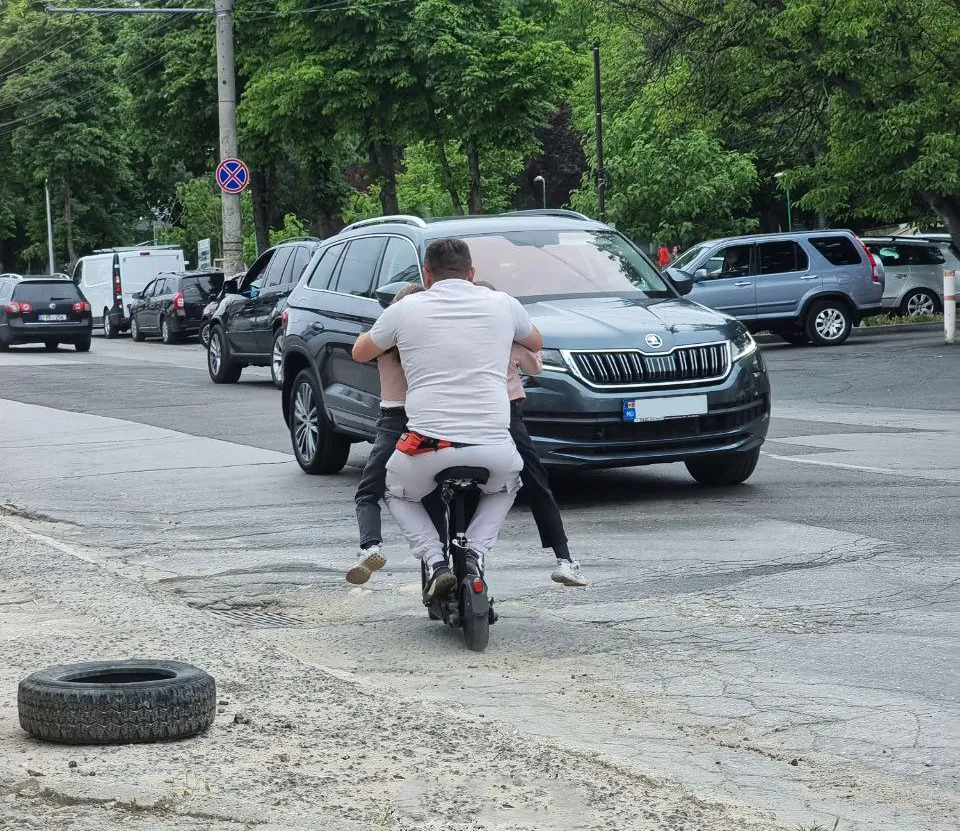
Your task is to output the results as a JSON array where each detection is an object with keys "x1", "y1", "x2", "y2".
[
  {"x1": 904, "y1": 290, "x2": 937, "y2": 316},
  {"x1": 814, "y1": 307, "x2": 847, "y2": 341},
  {"x1": 271, "y1": 332, "x2": 284, "y2": 388},
  {"x1": 161, "y1": 317, "x2": 172, "y2": 344},
  {"x1": 199, "y1": 321, "x2": 210, "y2": 347},
  {"x1": 292, "y1": 380, "x2": 319, "y2": 463},
  {"x1": 209, "y1": 330, "x2": 222, "y2": 375}
]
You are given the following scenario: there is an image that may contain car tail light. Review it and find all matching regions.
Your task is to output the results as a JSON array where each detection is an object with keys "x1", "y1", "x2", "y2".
[
  {"x1": 72, "y1": 301, "x2": 90, "y2": 312},
  {"x1": 855, "y1": 236, "x2": 881, "y2": 283},
  {"x1": 5, "y1": 302, "x2": 33, "y2": 314},
  {"x1": 281, "y1": 307, "x2": 289, "y2": 334},
  {"x1": 173, "y1": 292, "x2": 185, "y2": 310},
  {"x1": 472, "y1": 577, "x2": 484, "y2": 594},
  {"x1": 113, "y1": 260, "x2": 122, "y2": 301}
]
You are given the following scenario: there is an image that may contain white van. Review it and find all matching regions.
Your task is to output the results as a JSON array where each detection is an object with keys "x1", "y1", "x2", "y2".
[{"x1": 72, "y1": 246, "x2": 186, "y2": 337}]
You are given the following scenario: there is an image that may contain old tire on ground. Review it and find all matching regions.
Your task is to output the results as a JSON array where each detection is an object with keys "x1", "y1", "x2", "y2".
[
  {"x1": 289, "y1": 368, "x2": 350, "y2": 474},
  {"x1": 685, "y1": 447, "x2": 761, "y2": 486},
  {"x1": 18, "y1": 659, "x2": 216, "y2": 745}
]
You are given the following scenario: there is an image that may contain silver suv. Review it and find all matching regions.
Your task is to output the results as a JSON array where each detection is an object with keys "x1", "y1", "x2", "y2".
[
  {"x1": 862, "y1": 236, "x2": 960, "y2": 316},
  {"x1": 668, "y1": 230, "x2": 885, "y2": 346}
]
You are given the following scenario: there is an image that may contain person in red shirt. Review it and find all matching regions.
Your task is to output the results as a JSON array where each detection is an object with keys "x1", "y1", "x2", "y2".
[{"x1": 658, "y1": 244, "x2": 671, "y2": 268}]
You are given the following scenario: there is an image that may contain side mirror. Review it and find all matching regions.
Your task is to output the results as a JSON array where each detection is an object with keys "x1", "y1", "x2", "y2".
[
  {"x1": 694, "y1": 268, "x2": 709, "y2": 282},
  {"x1": 666, "y1": 268, "x2": 695, "y2": 296},
  {"x1": 131, "y1": 291, "x2": 142, "y2": 300},
  {"x1": 374, "y1": 280, "x2": 410, "y2": 308},
  {"x1": 223, "y1": 279, "x2": 239, "y2": 295}
]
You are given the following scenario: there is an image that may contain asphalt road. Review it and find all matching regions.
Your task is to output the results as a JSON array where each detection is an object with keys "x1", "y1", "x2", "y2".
[{"x1": 0, "y1": 324, "x2": 958, "y2": 831}]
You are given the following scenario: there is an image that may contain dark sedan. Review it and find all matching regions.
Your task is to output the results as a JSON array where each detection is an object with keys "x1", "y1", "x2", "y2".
[
  {"x1": 280, "y1": 212, "x2": 771, "y2": 485},
  {"x1": 129, "y1": 271, "x2": 223, "y2": 344},
  {"x1": 0, "y1": 274, "x2": 92, "y2": 351}
]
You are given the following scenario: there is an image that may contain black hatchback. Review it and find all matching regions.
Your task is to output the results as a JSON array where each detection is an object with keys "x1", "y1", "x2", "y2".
[
  {"x1": 129, "y1": 271, "x2": 223, "y2": 344},
  {"x1": 0, "y1": 274, "x2": 93, "y2": 351}
]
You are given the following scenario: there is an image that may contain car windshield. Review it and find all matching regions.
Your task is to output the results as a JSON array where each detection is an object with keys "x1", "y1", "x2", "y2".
[
  {"x1": 669, "y1": 244, "x2": 707, "y2": 272},
  {"x1": 182, "y1": 274, "x2": 222, "y2": 301},
  {"x1": 13, "y1": 281, "x2": 82, "y2": 303},
  {"x1": 455, "y1": 230, "x2": 674, "y2": 299}
]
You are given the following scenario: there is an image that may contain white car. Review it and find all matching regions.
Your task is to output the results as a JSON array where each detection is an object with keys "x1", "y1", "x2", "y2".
[
  {"x1": 72, "y1": 246, "x2": 185, "y2": 337},
  {"x1": 863, "y1": 236, "x2": 960, "y2": 316}
]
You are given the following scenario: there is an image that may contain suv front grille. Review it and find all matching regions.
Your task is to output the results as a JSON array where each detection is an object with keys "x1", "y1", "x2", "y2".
[{"x1": 564, "y1": 342, "x2": 730, "y2": 388}]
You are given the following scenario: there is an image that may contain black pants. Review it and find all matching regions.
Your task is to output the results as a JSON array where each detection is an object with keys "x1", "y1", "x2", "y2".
[{"x1": 353, "y1": 403, "x2": 567, "y2": 552}]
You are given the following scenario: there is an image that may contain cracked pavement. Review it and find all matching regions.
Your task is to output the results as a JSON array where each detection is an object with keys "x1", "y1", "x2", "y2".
[{"x1": 0, "y1": 326, "x2": 958, "y2": 830}]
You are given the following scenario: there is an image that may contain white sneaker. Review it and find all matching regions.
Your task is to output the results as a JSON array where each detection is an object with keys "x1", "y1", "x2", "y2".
[
  {"x1": 551, "y1": 558, "x2": 587, "y2": 587},
  {"x1": 346, "y1": 544, "x2": 386, "y2": 585}
]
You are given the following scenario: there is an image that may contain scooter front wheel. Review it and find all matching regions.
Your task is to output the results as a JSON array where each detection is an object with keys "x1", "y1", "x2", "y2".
[{"x1": 461, "y1": 585, "x2": 490, "y2": 652}]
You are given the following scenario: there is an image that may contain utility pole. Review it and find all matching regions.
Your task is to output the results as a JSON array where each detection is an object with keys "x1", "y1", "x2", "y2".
[
  {"x1": 215, "y1": 0, "x2": 243, "y2": 275},
  {"x1": 593, "y1": 41, "x2": 606, "y2": 223},
  {"x1": 47, "y1": 4, "x2": 244, "y2": 274},
  {"x1": 44, "y1": 178, "x2": 56, "y2": 273}
]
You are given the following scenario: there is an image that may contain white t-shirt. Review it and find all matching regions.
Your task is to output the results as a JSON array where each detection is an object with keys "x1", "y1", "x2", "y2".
[{"x1": 368, "y1": 278, "x2": 533, "y2": 445}]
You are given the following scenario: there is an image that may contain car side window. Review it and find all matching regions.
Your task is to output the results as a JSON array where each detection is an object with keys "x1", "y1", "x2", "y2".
[
  {"x1": 263, "y1": 248, "x2": 292, "y2": 289},
  {"x1": 160, "y1": 278, "x2": 175, "y2": 295},
  {"x1": 242, "y1": 251, "x2": 274, "y2": 291},
  {"x1": 141, "y1": 280, "x2": 156, "y2": 298},
  {"x1": 906, "y1": 245, "x2": 945, "y2": 266},
  {"x1": 758, "y1": 241, "x2": 808, "y2": 274},
  {"x1": 305, "y1": 244, "x2": 345, "y2": 290},
  {"x1": 377, "y1": 237, "x2": 421, "y2": 288},
  {"x1": 870, "y1": 245, "x2": 903, "y2": 267},
  {"x1": 287, "y1": 246, "x2": 313, "y2": 286},
  {"x1": 809, "y1": 236, "x2": 862, "y2": 266},
  {"x1": 705, "y1": 244, "x2": 753, "y2": 279},
  {"x1": 72, "y1": 261, "x2": 83, "y2": 286},
  {"x1": 334, "y1": 237, "x2": 387, "y2": 297},
  {"x1": 0, "y1": 281, "x2": 11, "y2": 302}
]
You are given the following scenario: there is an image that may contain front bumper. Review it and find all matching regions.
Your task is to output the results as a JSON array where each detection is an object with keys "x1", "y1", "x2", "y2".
[{"x1": 521, "y1": 350, "x2": 770, "y2": 469}]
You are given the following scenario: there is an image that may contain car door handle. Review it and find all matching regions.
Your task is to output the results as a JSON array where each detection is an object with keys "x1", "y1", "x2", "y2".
[
  {"x1": 800, "y1": 274, "x2": 819, "y2": 280},
  {"x1": 733, "y1": 281, "x2": 752, "y2": 287}
]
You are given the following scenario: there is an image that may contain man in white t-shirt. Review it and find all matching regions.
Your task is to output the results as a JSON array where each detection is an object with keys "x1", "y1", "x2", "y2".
[{"x1": 351, "y1": 238, "x2": 543, "y2": 598}]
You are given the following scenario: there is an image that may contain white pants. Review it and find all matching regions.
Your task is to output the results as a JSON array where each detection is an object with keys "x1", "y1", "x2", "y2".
[{"x1": 385, "y1": 442, "x2": 523, "y2": 564}]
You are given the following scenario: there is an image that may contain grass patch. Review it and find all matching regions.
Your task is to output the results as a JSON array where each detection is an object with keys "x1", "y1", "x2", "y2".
[{"x1": 861, "y1": 312, "x2": 944, "y2": 327}]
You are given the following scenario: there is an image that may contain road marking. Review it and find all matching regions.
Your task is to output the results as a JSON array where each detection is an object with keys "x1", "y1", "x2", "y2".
[{"x1": 761, "y1": 451, "x2": 897, "y2": 475}]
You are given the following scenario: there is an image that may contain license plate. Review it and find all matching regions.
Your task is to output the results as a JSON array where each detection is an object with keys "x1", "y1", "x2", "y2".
[
  {"x1": 37, "y1": 314, "x2": 67, "y2": 322},
  {"x1": 623, "y1": 395, "x2": 708, "y2": 422}
]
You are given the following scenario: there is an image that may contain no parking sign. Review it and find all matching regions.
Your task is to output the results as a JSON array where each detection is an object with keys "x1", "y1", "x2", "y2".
[{"x1": 215, "y1": 158, "x2": 250, "y2": 194}]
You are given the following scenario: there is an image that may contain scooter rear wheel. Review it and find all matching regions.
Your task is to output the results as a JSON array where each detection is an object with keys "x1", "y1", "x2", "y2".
[{"x1": 461, "y1": 585, "x2": 489, "y2": 652}]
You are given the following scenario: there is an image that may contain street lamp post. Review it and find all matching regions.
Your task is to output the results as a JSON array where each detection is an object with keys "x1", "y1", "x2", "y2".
[
  {"x1": 533, "y1": 175, "x2": 546, "y2": 209},
  {"x1": 774, "y1": 171, "x2": 792, "y2": 232}
]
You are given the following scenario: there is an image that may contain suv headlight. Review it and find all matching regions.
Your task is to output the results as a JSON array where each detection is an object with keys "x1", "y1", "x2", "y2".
[
  {"x1": 731, "y1": 328, "x2": 758, "y2": 361},
  {"x1": 540, "y1": 348, "x2": 569, "y2": 372}
]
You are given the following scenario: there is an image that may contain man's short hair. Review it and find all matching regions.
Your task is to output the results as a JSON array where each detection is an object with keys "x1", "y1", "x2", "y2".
[{"x1": 424, "y1": 238, "x2": 472, "y2": 280}]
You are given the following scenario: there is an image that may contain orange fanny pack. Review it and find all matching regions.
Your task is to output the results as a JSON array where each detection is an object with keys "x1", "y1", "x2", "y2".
[{"x1": 396, "y1": 431, "x2": 462, "y2": 456}]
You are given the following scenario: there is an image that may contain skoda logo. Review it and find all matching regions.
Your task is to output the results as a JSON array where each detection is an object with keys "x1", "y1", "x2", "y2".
[
  {"x1": 644, "y1": 333, "x2": 664, "y2": 350},
  {"x1": 48, "y1": 303, "x2": 56, "y2": 309}
]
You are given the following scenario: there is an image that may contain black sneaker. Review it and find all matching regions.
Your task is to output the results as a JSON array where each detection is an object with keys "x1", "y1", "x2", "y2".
[
  {"x1": 424, "y1": 562, "x2": 456, "y2": 598},
  {"x1": 464, "y1": 551, "x2": 483, "y2": 576}
]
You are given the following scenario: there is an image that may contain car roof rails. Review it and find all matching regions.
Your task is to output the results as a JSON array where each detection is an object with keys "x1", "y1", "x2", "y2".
[
  {"x1": 341, "y1": 215, "x2": 429, "y2": 233},
  {"x1": 275, "y1": 236, "x2": 321, "y2": 244},
  {"x1": 506, "y1": 209, "x2": 593, "y2": 221},
  {"x1": 92, "y1": 244, "x2": 182, "y2": 254}
]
